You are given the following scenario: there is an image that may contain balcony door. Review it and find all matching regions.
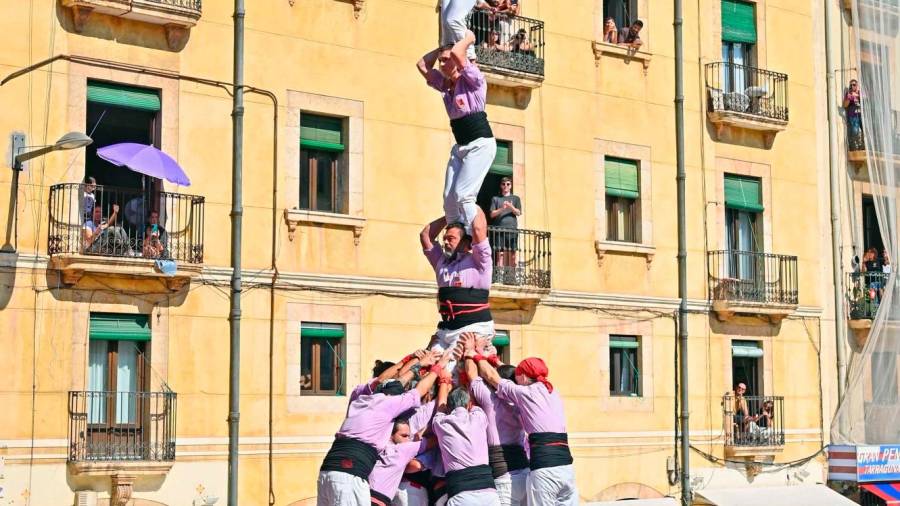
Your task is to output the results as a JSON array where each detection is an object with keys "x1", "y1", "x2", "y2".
[
  {"x1": 724, "y1": 175, "x2": 764, "y2": 299},
  {"x1": 721, "y1": 0, "x2": 756, "y2": 95},
  {"x1": 86, "y1": 313, "x2": 150, "y2": 460}
]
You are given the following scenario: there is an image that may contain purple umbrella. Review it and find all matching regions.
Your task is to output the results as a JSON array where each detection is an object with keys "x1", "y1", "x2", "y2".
[{"x1": 96, "y1": 143, "x2": 191, "y2": 186}]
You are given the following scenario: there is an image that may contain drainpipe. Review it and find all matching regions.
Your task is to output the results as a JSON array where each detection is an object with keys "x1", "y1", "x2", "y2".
[
  {"x1": 824, "y1": 0, "x2": 848, "y2": 401},
  {"x1": 674, "y1": 0, "x2": 690, "y2": 504},
  {"x1": 227, "y1": 0, "x2": 245, "y2": 505}
]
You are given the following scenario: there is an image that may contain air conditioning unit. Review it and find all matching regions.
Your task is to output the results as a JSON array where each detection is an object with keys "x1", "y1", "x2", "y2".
[{"x1": 74, "y1": 491, "x2": 98, "y2": 506}]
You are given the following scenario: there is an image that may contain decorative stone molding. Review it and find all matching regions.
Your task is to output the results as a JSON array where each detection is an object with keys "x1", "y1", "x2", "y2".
[
  {"x1": 50, "y1": 253, "x2": 201, "y2": 292},
  {"x1": 284, "y1": 209, "x2": 366, "y2": 245},
  {"x1": 62, "y1": 0, "x2": 201, "y2": 50},
  {"x1": 707, "y1": 111, "x2": 787, "y2": 148},
  {"x1": 592, "y1": 41, "x2": 652, "y2": 74},
  {"x1": 594, "y1": 240, "x2": 655, "y2": 268},
  {"x1": 112, "y1": 474, "x2": 136, "y2": 506}
]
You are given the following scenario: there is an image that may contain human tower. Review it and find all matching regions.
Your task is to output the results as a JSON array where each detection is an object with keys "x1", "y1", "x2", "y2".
[{"x1": 316, "y1": 2, "x2": 579, "y2": 505}]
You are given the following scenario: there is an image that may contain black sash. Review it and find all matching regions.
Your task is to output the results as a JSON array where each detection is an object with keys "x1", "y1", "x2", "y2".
[
  {"x1": 528, "y1": 432, "x2": 573, "y2": 471},
  {"x1": 446, "y1": 464, "x2": 495, "y2": 498},
  {"x1": 502, "y1": 444, "x2": 530, "y2": 472},
  {"x1": 450, "y1": 111, "x2": 494, "y2": 146},
  {"x1": 437, "y1": 287, "x2": 492, "y2": 331},
  {"x1": 403, "y1": 469, "x2": 432, "y2": 489},
  {"x1": 370, "y1": 489, "x2": 392, "y2": 506},
  {"x1": 429, "y1": 476, "x2": 447, "y2": 505},
  {"x1": 488, "y1": 445, "x2": 509, "y2": 478},
  {"x1": 320, "y1": 437, "x2": 378, "y2": 479}
]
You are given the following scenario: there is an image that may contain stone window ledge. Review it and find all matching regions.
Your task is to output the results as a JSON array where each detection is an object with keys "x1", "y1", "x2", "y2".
[
  {"x1": 284, "y1": 209, "x2": 366, "y2": 244},
  {"x1": 594, "y1": 240, "x2": 655, "y2": 268},
  {"x1": 592, "y1": 41, "x2": 652, "y2": 73}
]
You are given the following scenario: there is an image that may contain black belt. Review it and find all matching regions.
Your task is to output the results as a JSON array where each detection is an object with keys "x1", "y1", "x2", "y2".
[
  {"x1": 437, "y1": 287, "x2": 492, "y2": 331},
  {"x1": 488, "y1": 445, "x2": 509, "y2": 478},
  {"x1": 430, "y1": 476, "x2": 447, "y2": 505},
  {"x1": 370, "y1": 489, "x2": 392, "y2": 506},
  {"x1": 450, "y1": 111, "x2": 493, "y2": 146},
  {"x1": 502, "y1": 444, "x2": 530, "y2": 472},
  {"x1": 404, "y1": 469, "x2": 432, "y2": 489},
  {"x1": 528, "y1": 432, "x2": 573, "y2": 471},
  {"x1": 446, "y1": 464, "x2": 495, "y2": 498},
  {"x1": 320, "y1": 437, "x2": 378, "y2": 479}
]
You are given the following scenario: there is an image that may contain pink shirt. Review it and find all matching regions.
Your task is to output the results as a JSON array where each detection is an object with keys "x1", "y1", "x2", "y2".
[
  {"x1": 432, "y1": 406, "x2": 490, "y2": 472},
  {"x1": 349, "y1": 380, "x2": 375, "y2": 403},
  {"x1": 337, "y1": 391, "x2": 421, "y2": 452},
  {"x1": 470, "y1": 377, "x2": 527, "y2": 447},
  {"x1": 425, "y1": 65, "x2": 488, "y2": 120},
  {"x1": 495, "y1": 379, "x2": 567, "y2": 434},
  {"x1": 408, "y1": 400, "x2": 437, "y2": 434},
  {"x1": 424, "y1": 239, "x2": 493, "y2": 290},
  {"x1": 369, "y1": 439, "x2": 430, "y2": 498}
]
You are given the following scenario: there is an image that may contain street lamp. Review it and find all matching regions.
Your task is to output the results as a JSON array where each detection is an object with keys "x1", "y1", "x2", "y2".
[{"x1": 11, "y1": 131, "x2": 93, "y2": 170}]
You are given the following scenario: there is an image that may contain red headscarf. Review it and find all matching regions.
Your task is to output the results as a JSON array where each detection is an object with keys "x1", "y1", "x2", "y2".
[{"x1": 515, "y1": 357, "x2": 553, "y2": 393}]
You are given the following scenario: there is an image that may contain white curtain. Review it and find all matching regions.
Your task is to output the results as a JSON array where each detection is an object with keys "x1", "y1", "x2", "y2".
[
  {"x1": 87, "y1": 340, "x2": 107, "y2": 424},
  {"x1": 115, "y1": 342, "x2": 138, "y2": 424},
  {"x1": 832, "y1": 0, "x2": 900, "y2": 444}
]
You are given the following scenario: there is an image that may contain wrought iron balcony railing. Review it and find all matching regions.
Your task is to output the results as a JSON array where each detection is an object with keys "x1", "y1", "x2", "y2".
[
  {"x1": 705, "y1": 62, "x2": 789, "y2": 122},
  {"x1": 722, "y1": 394, "x2": 785, "y2": 448},
  {"x1": 707, "y1": 250, "x2": 798, "y2": 305},
  {"x1": 68, "y1": 390, "x2": 177, "y2": 462},
  {"x1": 487, "y1": 226, "x2": 551, "y2": 289},
  {"x1": 848, "y1": 271, "x2": 889, "y2": 319},
  {"x1": 48, "y1": 183, "x2": 205, "y2": 264},
  {"x1": 466, "y1": 10, "x2": 545, "y2": 77}
]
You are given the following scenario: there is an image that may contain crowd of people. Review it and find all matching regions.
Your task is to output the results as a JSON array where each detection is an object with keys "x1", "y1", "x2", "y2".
[
  {"x1": 731, "y1": 383, "x2": 777, "y2": 445},
  {"x1": 316, "y1": 2, "x2": 576, "y2": 504},
  {"x1": 81, "y1": 176, "x2": 168, "y2": 259}
]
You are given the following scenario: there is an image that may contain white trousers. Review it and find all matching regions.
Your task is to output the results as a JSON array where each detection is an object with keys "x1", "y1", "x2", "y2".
[
  {"x1": 495, "y1": 471, "x2": 528, "y2": 506},
  {"x1": 526, "y1": 465, "x2": 578, "y2": 506},
  {"x1": 392, "y1": 481, "x2": 429, "y2": 506},
  {"x1": 443, "y1": 137, "x2": 497, "y2": 233},
  {"x1": 447, "y1": 489, "x2": 502, "y2": 506},
  {"x1": 431, "y1": 320, "x2": 495, "y2": 372},
  {"x1": 317, "y1": 470, "x2": 370, "y2": 506},
  {"x1": 441, "y1": 0, "x2": 478, "y2": 60}
]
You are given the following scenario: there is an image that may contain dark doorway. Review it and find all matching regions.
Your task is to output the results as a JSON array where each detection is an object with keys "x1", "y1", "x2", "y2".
[
  {"x1": 477, "y1": 172, "x2": 506, "y2": 220},
  {"x1": 85, "y1": 103, "x2": 157, "y2": 190},
  {"x1": 863, "y1": 195, "x2": 884, "y2": 256}
]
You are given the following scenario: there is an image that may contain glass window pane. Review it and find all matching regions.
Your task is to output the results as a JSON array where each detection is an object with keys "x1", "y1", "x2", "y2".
[
  {"x1": 300, "y1": 150, "x2": 311, "y2": 210},
  {"x1": 301, "y1": 338, "x2": 313, "y2": 391},
  {"x1": 116, "y1": 342, "x2": 139, "y2": 424},
  {"x1": 315, "y1": 153, "x2": 334, "y2": 213},
  {"x1": 319, "y1": 340, "x2": 337, "y2": 391},
  {"x1": 88, "y1": 340, "x2": 109, "y2": 424}
]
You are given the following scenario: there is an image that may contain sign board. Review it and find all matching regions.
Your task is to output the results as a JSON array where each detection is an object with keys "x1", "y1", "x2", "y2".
[{"x1": 857, "y1": 445, "x2": 900, "y2": 482}]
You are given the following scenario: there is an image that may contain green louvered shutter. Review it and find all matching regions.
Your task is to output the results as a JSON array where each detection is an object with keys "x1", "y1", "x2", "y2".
[
  {"x1": 90, "y1": 313, "x2": 151, "y2": 341},
  {"x1": 605, "y1": 157, "x2": 640, "y2": 199},
  {"x1": 300, "y1": 114, "x2": 345, "y2": 151},
  {"x1": 732, "y1": 340, "x2": 763, "y2": 358},
  {"x1": 724, "y1": 174, "x2": 764, "y2": 212},
  {"x1": 490, "y1": 140, "x2": 513, "y2": 176},
  {"x1": 721, "y1": 0, "x2": 757, "y2": 44},
  {"x1": 87, "y1": 81, "x2": 161, "y2": 112},
  {"x1": 492, "y1": 331, "x2": 510, "y2": 347},
  {"x1": 301, "y1": 322, "x2": 346, "y2": 340},
  {"x1": 610, "y1": 336, "x2": 640, "y2": 349}
]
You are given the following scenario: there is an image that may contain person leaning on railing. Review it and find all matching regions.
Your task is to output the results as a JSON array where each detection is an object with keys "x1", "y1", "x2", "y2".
[{"x1": 83, "y1": 203, "x2": 130, "y2": 255}]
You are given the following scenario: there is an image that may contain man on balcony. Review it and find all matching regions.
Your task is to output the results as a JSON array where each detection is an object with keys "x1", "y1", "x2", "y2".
[
  {"x1": 83, "y1": 204, "x2": 130, "y2": 255},
  {"x1": 421, "y1": 206, "x2": 494, "y2": 371},
  {"x1": 618, "y1": 19, "x2": 643, "y2": 49}
]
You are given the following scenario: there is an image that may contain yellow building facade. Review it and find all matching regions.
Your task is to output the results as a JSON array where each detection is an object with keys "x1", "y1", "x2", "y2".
[{"x1": 0, "y1": 0, "x2": 841, "y2": 504}]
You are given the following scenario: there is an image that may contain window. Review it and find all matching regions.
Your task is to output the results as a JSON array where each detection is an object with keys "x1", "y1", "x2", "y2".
[
  {"x1": 609, "y1": 335, "x2": 640, "y2": 396},
  {"x1": 605, "y1": 157, "x2": 640, "y2": 243},
  {"x1": 300, "y1": 114, "x2": 348, "y2": 214},
  {"x1": 724, "y1": 174, "x2": 763, "y2": 260},
  {"x1": 603, "y1": 0, "x2": 637, "y2": 33},
  {"x1": 493, "y1": 330, "x2": 511, "y2": 364},
  {"x1": 87, "y1": 314, "x2": 150, "y2": 426},
  {"x1": 720, "y1": 0, "x2": 756, "y2": 93},
  {"x1": 300, "y1": 322, "x2": 346, "y2": 396},
  {"x1": 731, "y1": 340, "x2": 763, "y2": 396}
]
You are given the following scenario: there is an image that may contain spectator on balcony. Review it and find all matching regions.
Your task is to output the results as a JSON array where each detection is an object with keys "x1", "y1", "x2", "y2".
[
  {"x1": 82, "y1": 176, "x2": 97, "y2": 223},
  {"x1": 733, "y1": 382, "x2": 751, "y2": 440},
  {"x1": 510, "y1": 28, "x2": 534, "y2": 56},
  {"x1": 483, "y1": 30, "x2": 510, "y2": 52},
  {"x1": 142, "y1": 224, "x2": 165, "y2": 259},
  {"x1": 756, "y1": 399, "x2": 774, "y2": 430},
  {"x1": 862, "y1": 247, "x2": 883, "y2": 304},
  {"x1": 490, "y1": 177, "x2": 522, "y2": 280},
  {"x1": 83, "y1": 204, "x2": 130, "y2": 255},
  {"x1": 442, "y1": 0, "x2": 492, "y2": 61},
  {"x1": 148, "y1": 211, "x2": 168, "y2": 254},
  {"x1": 602, "y1": 17, "x2": 619, "y2": 44},
  {"x1": 495, "y1": 0, "x2": 519, "y2": 43},
  {"x1": 843, "y1": 79, "x2": 864, "y2": 151},
  {"x1": 618, "y1": 19, "x2": 644, "y2": 49},
  {"x1": 883, "y1": 249, "x2": 892, "y2": 275}
]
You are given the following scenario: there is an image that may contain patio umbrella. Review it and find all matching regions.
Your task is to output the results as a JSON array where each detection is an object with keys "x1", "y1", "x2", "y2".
[{"x1": 96, "y1": 143, "x2": 191, "y2": 186}]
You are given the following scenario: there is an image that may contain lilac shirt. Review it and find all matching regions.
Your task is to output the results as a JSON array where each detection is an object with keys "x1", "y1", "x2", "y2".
[
  {"x1": 426, "y1": 65, "x2": 488, "y2": 120},
  {"x1": 432, "y1": 406, "x2": 490, "y2": 472},
  {"x1": 369, "y1": 439, "x2": 430, "y2": 498},
  {"x1": 337, "y1": 391, "x2": 421, "y2": 452},
  {"x1": 349, "y1": 380, "x2": 375, "y2": 403},
  {"x1": 424, "y1": 239, "x2": 493, "y2": 290},
  {"x1": 408, "y1": 400, "x2": 437, "y2": 434},
  {"x1": 470, "y1": 377, "x2": 527, "y2": 446},
  {"x1": 496, "y1": 379, "x2": 567, "y2": 434}
]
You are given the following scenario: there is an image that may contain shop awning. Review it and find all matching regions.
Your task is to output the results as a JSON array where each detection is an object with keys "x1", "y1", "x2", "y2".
[
  {"x1": 696, "y1": 485, "x2": 857, "y2": 505},
  {"x1": 585, "y1": 499, "x2": 677, "y2": 506},
  {"x1": 862, "y1": 483, "x2": 900, "y2": 505}
]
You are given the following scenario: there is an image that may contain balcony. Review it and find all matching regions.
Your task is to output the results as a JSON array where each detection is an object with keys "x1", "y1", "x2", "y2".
[
  {"x1": 48, "y1": 183, "x2": 205, "y2": 291},
  {"x1": 705, "y1": 62, "x2": 789, "y2": 147},
  {"x1": 722, "y1": 394, "x2": 785, "y2": 458},
  {"x1": 487, "y1": 226, "x2": 551, "y2": 307},
  {"x1": 61, "y1": 0, "x2": 202, "y2": 49},
  {"x1": 708, "y1": 250, "x2": 798, "y2": 323},
  {"x1": 466, "y1": 10, "x2": 545, "y2": 96},
  {"x1": 847, "y1": 271, "x2": 887, "y2": 346},
  {"x1": 68, "y1": 390, "x2": 176, "y2": 503}
]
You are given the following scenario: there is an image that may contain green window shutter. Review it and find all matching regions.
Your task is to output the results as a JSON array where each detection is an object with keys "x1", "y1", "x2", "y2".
[
  {"x1": 301, "y1": 322, "x2": 346, "y2": 340},
  {"x1": 90, "y1": 313, "x2": 151, "y2": 341},
  {"x1": 492, "y1": 331, "x2": 510, "y2": 347},
  {"x1": 87, "y1": 81, "x2": 161, "y2": 112},
  {"x1": 605, "y1": 157, "x2": 640, "y2": 199},
  {"x1": 610, "y1": 335, "x2": 640, "y2": 349},
  {"x1": 300, "y1": 114, "x2": 345, "y2": 151},
  {"x1": 721, "y1": 0, "x2": 757, "y2": 44},
  {"x1": 732, "y1": 340, "x2": 763, "y2": 358},
  {"x1": 724, "y1": 174, "x2": 764, "y2": 212},
  {"x1": 490, "y1": 140, "x2": 513, "y2": 176}
]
